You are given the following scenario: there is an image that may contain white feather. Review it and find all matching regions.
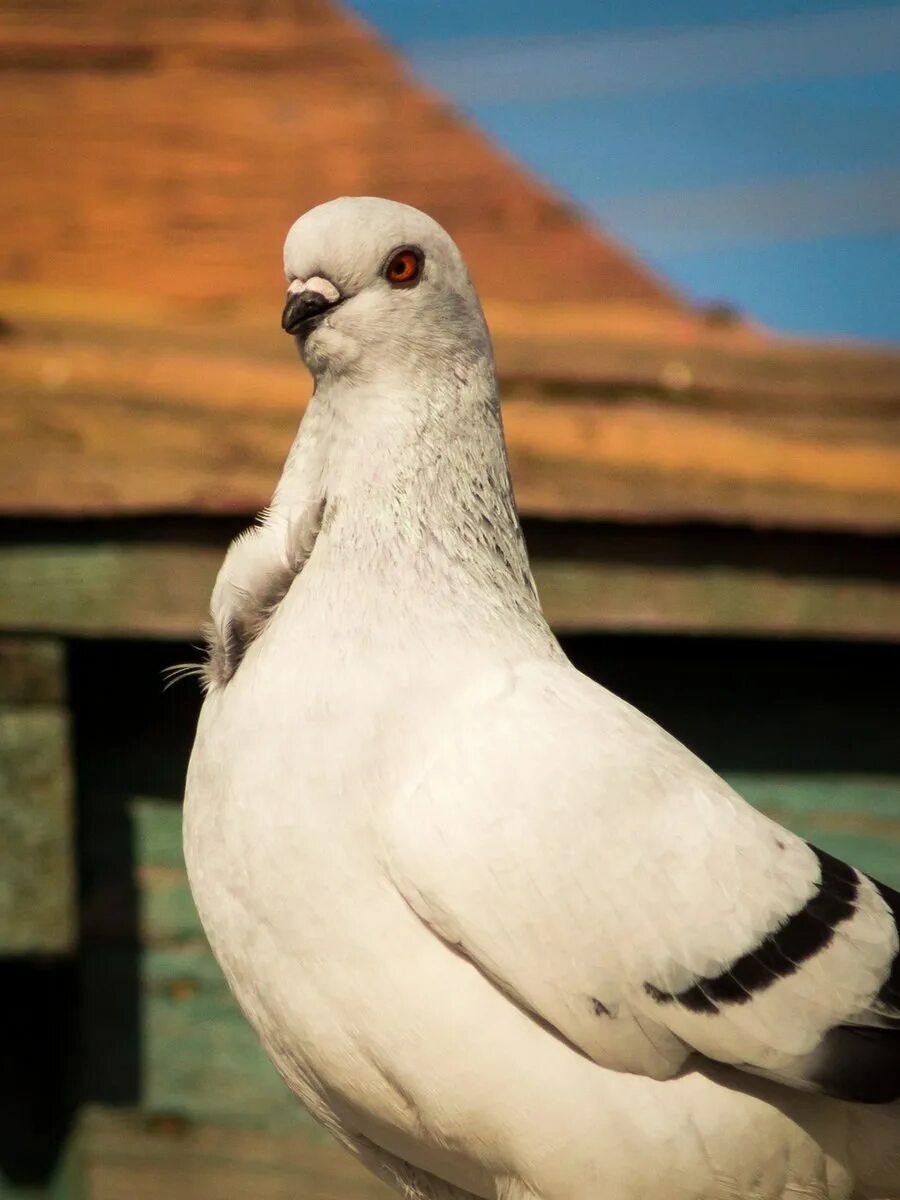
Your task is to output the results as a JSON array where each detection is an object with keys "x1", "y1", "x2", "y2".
[{"x1": 185, "y1": 197, "x2": 900, "y2": 1200}]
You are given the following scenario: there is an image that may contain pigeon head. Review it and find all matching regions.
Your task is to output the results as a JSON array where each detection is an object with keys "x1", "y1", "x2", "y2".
[{"x1": 281, "y1": 197, "x2": 490, "y2": 380}]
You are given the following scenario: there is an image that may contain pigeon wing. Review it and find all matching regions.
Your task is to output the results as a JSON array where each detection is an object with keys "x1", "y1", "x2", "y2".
[{"x1": 385, "y1": 658, "x2": 900, "y2": 1103}]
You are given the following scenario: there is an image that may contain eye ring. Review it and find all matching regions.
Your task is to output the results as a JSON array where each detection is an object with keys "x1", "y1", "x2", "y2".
[{"x1": 383, "y1": 246, "x2": 423, "y2": 287}]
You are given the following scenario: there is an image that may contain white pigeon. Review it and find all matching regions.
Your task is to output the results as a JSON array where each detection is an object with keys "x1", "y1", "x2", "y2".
[{"x1": 184, "y1": 196, "x2": 900, "y2": 1200}]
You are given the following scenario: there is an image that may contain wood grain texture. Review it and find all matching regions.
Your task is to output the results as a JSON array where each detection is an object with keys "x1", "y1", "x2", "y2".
[
  {"x1": 2, "y1": 291, "x2": 898, "y2": 530},
  {"x1": 0, "y1": 636, "x2": 66, "y2": 705},
  {"x1": 2, "y1": 537, "x2": 899, "y2": 641},
  {"x1": 0, "y1": 639, "x2": 75, "y2": 954},
  {"x1": 59, "y1": 1106, "x2": 392, "y2": 1200},
  {"x1": 0, "y1": 0, "x2": 678, "y2": 310},
  {"x1": 140, "y1": 943, "x2": 303, "y2": 1130}
]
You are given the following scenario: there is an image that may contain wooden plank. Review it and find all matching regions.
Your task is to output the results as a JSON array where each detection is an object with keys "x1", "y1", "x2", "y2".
[
  {"x1": 83, "y1": 798, "x2": 303, "y2": 1128},
  {"x1": 1, "y1": 539, "x2": 899, "y2": 642},
  {"x1": 534, "y1": 560, "x2": 900, "y2": 641},
  {"x1": 0, "y1": 635, "x2": 66, "y2": 704},
  {"x1": 490, "y1": 305, "x2": 900, "y2": 405},
  {"x1": 0, "y1": 638, "x2": 75, "y2": 954},
  {"x1": 4, "y1": 284, "x2": 900, "y2": 405},
  {"x1": 1, "y1": 293, "x2": 899, "y2": 529},
  {"x1": 59, "y1": 1106, "x2": 392, "y2": 1200},
  {"x1": 0, "y1": 0, "x2": 680, "y2": 315},
  {"x1": 5, "y1": 371, "x2": 898, "y2": 528},
  {"x1": 133, "y1": 798, "x2": 203, "y2": 946},
  {"x1": 140, "y1": 943, "x2": 303, "y2": 1130},
  {"x1": 503, "y1": 393, "x2": 900, "y2": 531},
  {"x1": 2, "y1": 374, "x2": 897, "y2": 529},
  {"x1": 733, "y1": 776, "x2": 900, "y2": 888},
  {"x1": 81, "y1": 932, "x2": 305, "y2": 1129},
  {"x1": 0, "y1": 543, "x2": 216, "y2": 640}
]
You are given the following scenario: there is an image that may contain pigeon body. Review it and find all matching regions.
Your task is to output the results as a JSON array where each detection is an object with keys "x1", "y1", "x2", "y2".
[{"x1": 184, "y1": 197, "x2": 900, "y2": 1200}]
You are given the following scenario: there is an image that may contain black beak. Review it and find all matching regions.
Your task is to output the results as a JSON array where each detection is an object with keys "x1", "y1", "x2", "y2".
[{"x1": 281, "y1": 289, "x2": 340, "y2": 335}]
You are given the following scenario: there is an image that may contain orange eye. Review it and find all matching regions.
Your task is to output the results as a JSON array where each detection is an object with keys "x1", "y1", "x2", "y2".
[{"x1": 384, "y1": 247, "x2": 422, "y2": 286}]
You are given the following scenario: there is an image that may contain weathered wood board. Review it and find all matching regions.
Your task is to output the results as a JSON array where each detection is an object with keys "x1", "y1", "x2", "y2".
[
  {"x1": 57, "y1": 1106, "x2": 392, "y2": 1200},
  {"x1": 2, "y1": 289, "x2": 899, "y2": 530},
  {"x1": 2, "y1": 536, "x2": 899, "y2": 642},
  {"x1": 0, "y1": 638, "x2": 66, "y2": 706},
  {"x1": 0, "y1": 638, "x2": 75, "y2": 954},
  {"x1": 0, "y1": 0, "x2": 679, "y2": 313}
]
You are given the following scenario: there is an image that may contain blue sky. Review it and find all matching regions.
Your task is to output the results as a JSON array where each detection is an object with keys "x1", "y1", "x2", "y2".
[{"x1": 346, "y1": 1, "x2": 900, "y2": 341}]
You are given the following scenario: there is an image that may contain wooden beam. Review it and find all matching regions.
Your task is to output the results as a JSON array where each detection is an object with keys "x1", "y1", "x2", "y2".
[
  {"x1": 5, "y1": 284, "x2": 900, "y2": 403},
  {"x1": 1, "y1": 538, "x2": 898, "y2": 642},
  {"x1": 2, "y1": 292, "x2": 899, "y2": 530},
  {"x1": 0, "y1": 635, "x2": 66, "y2": 704},
  {"x1": 0, "y1": 638, "x2": 75, "y2": 954},
  {"x1": 535, "y1": 559, "x2": 900, "y2": 640},
  {"x1": 489, "y1": 304, "x2": 900, "y2": 405},
  {"x1": 59, "y1": 1106, "x2": 392, "y2": 1200},
  {"x1": 0, "y1": 543, "x2": 215, "y2": 640}
]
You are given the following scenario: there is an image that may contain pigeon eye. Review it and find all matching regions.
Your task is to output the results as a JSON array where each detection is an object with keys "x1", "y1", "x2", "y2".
[{"x1": 384, "y1": 247, "x2": 422, "y2": 287}]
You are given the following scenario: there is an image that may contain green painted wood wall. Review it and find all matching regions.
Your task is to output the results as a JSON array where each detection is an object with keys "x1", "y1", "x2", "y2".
[{"x1": 0, "y1": 639, "x2": 74, "y2": 954}]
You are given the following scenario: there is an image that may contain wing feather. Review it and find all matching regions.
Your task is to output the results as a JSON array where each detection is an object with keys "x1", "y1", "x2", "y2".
[{"x1": 385, "y1": 658, "x2": 900, "y2": 1102}]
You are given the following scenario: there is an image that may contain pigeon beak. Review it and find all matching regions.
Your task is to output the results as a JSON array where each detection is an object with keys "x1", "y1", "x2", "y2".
[{"x1": 281, "y1": 278, "x2": 342, "y2": 335}]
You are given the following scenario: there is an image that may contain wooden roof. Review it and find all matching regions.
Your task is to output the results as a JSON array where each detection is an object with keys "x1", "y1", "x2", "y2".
[
  {"x1": 1, "y1": 0, "x2": 899, "y2": 536},
  {"x1": 3, "y1": 286, "x2": 900, "y2": 533},
  {"x1": 0, "y1": 0, "x2": 679, "y2": 309}
]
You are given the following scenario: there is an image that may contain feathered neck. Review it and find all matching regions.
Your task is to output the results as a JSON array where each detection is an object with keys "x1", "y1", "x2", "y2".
[
  {"x1": 273, "y1": 350, "x2": 549, "y2": 639},
  {"x1": 200, "y1": 349, "x2": 558, "y2": 693}
]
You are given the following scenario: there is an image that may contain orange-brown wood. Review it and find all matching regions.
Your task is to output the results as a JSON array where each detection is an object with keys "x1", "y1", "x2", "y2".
[
  {"x1": 0, "y1": 0, "x2": 680, "y2": 310},
  {"x1": 2, "y1": 290, "x2": 899, "y2": 530},
  {"x1": 4, "y1": 1, "x2": 897, "y2": 534}
]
